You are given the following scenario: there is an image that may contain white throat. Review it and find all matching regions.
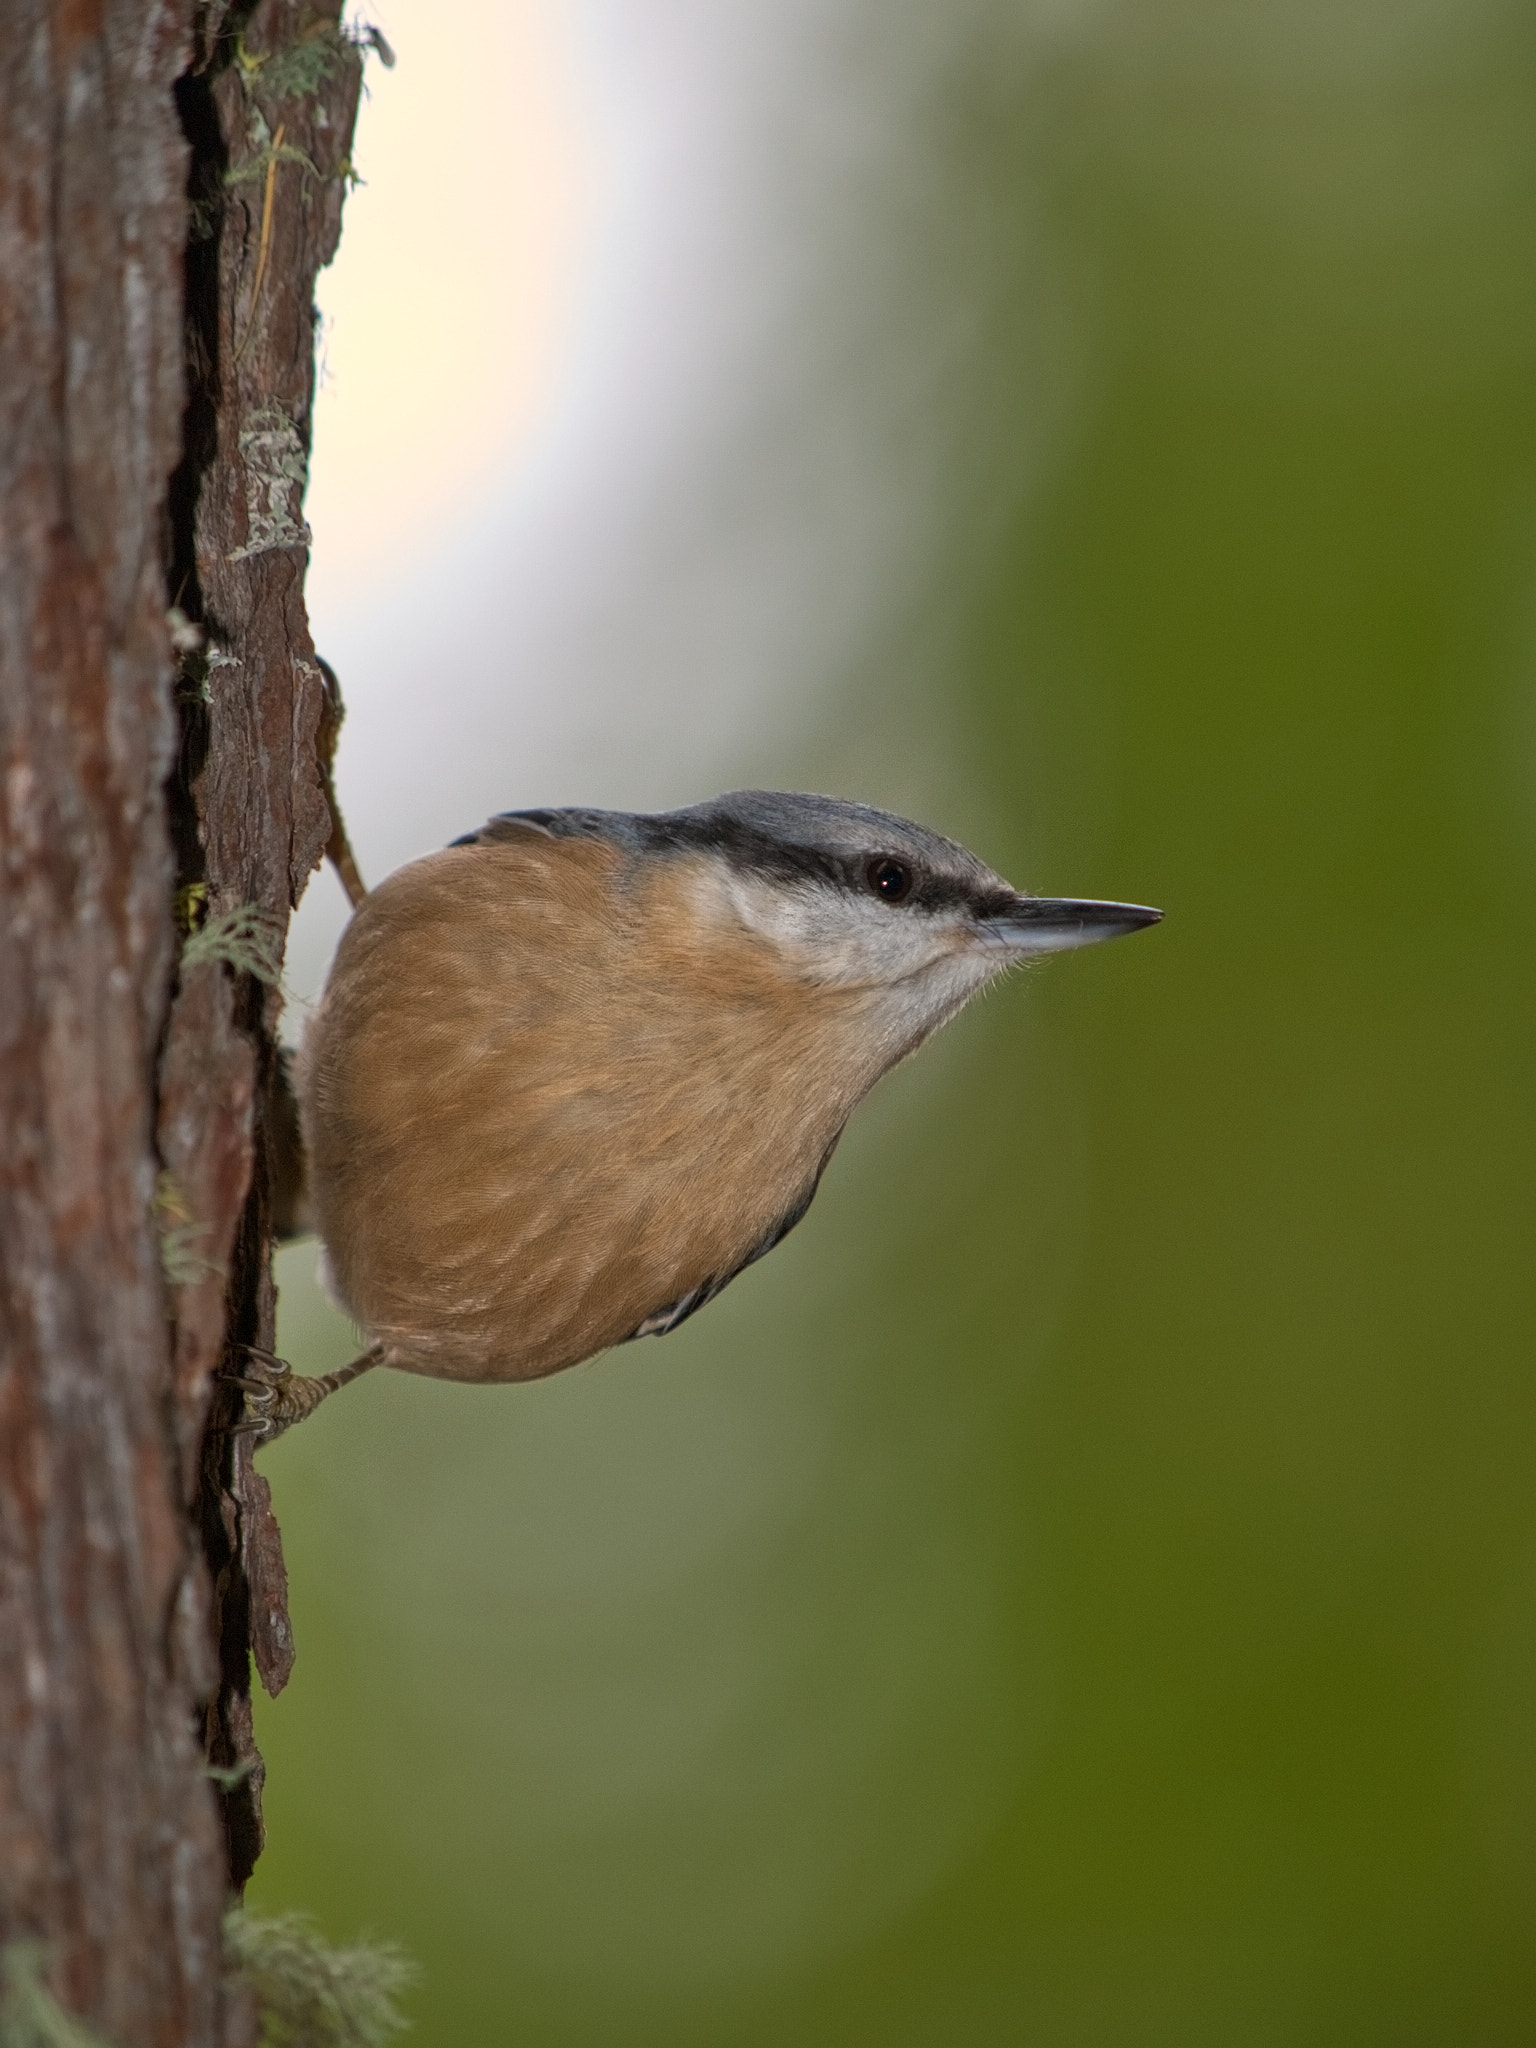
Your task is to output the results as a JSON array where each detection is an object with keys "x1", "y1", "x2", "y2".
[{"x1": 695, "y1": 861, "x2": 1007, "y2": 1056}]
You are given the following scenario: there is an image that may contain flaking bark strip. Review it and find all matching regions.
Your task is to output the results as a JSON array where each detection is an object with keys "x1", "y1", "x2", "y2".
[{"x1": 162, "y1": 0, "x2": 367, "y2": 1894}]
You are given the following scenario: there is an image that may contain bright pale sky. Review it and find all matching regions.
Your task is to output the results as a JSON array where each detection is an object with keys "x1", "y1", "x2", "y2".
[
  {"x1": 291, "y1": 0, "x2": 981, "y2": 1003},
  {"x1": 305, "y1": 0, "x2": 593, "y2": 593}
]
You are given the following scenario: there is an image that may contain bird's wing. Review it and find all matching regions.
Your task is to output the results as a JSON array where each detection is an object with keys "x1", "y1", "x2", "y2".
[
  {"x1": 625, "y1": 1144, "x2": 837, "y2": 1342},
  {"x1": 449, "y1": 808, "x2": 625, "y2": 849}
]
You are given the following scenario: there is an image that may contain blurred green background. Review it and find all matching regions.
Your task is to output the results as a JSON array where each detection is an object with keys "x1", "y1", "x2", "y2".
[{"x1": 253, "y1": 0, "x2": 1536, "y2": 2038}]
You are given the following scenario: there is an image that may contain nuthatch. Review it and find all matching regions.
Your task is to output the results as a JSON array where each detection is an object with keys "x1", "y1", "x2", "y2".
[{"x1": 243, "y1": 792, "x2": 1159, "y2": 1435}]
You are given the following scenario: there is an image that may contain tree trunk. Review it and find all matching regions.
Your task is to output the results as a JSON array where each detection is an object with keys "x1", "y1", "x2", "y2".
[{"x1": 0, "y1": 2, "x2": 363, "y2": 2040}]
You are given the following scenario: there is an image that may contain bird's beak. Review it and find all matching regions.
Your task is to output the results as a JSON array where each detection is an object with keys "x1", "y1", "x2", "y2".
[{"x1": 975, "y1": 896, "x2": 1164, "y2": 957}]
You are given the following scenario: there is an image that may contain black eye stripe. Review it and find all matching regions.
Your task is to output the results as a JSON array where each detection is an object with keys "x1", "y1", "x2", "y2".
[{"x1": 463, "y1": 806, "x2": 1009, "y2": 918}]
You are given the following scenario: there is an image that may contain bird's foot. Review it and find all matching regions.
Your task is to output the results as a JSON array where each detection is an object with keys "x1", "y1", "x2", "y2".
[{"x1": 222, "y1": 1342, "x2": 383, "y2": 1443}]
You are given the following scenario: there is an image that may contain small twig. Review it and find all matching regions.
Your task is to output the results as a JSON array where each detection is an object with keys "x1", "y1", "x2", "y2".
[
  {"x1": 327, "y1": 815, "x2": 368, "y2": 910},
  {"x1": 316, "y1": 658, "x2": 368, "y2": 906},
  {"x1": 233, "y1": 121, "x2": 285, "y2": 366}
]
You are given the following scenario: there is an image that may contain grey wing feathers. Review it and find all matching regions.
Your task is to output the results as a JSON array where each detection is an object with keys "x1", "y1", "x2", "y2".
[{"x1": 449, "y1": 808, "x2": 632, "y2": 850}]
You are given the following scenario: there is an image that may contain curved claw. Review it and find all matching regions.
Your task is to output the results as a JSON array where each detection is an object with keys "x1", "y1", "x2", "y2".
[
  {"x1": 217, "y1": 1341, "x2": 385, "y2": 1444},
  {"x1": 217, "y1": 1345, "x2": 297, "y2": 1439},
  {"x1": 236, "y1": 1344, "x2": 290, "y2": 1380}
]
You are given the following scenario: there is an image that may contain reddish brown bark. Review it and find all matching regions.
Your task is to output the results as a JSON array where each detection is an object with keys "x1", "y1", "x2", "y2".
[
  {"x1": 0, "y1": 1, "x2": 226, "y2": 2040},
  {"x1": 165, "y1": 0, "x2": 363, "y2": 1895},
  {"x1": 1, "y1": 0, "x2": 363, "y2": 2037}
]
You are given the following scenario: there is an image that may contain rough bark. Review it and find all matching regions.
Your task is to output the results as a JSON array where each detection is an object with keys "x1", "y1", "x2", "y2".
[
  {"x1": 0, "y1": 2, "x2": 226, "y2": 2041},
  {"x1": 0, "y1": 0, "x2": 363, "y2": 2038},
  {"x1": 165, "y1": 0, "x2": 363, "y2": 1897}
]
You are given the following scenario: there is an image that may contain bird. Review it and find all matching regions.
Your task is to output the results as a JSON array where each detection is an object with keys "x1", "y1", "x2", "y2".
[{"x1": 238, "y1": 791, "x2": 1160, "y2": 1438}]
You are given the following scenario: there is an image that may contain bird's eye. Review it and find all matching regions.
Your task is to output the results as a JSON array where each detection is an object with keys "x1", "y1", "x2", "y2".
[{"x1": 867, "y1": 857, "x2": 912, "y2": 903}]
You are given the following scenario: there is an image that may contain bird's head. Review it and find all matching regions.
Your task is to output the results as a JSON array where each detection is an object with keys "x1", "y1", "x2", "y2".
[{"x1": 465, "y1": 790, "x2": 1160, "y2": 1061}]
